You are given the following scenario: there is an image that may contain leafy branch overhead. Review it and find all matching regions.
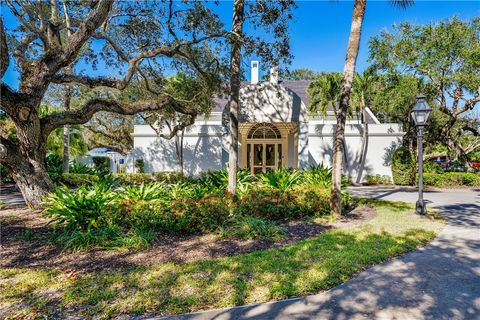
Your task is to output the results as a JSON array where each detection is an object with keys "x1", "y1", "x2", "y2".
[{"x1": 0, "y1": 0, "x2": 230, "y2": 207}]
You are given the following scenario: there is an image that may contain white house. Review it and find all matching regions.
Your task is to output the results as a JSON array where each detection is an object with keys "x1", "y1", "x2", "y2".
[{"x1": 130, "y1": 61, "x2": 404, "y2": 181}]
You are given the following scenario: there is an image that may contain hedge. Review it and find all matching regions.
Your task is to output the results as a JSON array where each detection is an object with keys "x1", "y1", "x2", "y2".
[
  {"x1": 391, "y1": 147, "x2": 415, "y2": 185},
  {"x1": 61, "y1": 173, "x2": 99, "y2": 186},
  {"x1": 366, "y1": 174, "x2": 392, "y2": 185},
  {"x1": 113, "y1": 173, "x2": 155, "y2": 185},
  {"x1": 422, "y1": 172, "x2": 480, "y2": 187}
]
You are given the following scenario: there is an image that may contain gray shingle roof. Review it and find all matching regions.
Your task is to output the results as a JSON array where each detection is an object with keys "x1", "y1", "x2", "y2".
[{"x1": 212, "y1": 80, "x2": 312, "y2": 113}]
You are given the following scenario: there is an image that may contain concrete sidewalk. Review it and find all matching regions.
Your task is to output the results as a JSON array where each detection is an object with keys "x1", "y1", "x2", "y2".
[{"x1": 159, "y1": 187, "x2": 480, "y2": 320}]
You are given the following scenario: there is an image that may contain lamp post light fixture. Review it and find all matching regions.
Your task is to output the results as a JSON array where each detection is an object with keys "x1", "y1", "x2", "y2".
[{"x1": 411, "y1": 94, "x2": 432, "y2": 215}]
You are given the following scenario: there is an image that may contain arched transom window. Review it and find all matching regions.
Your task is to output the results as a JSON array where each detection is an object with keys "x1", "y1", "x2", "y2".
[{"x1": 247, "y1": 123, "x2": 282, "y2": 139}]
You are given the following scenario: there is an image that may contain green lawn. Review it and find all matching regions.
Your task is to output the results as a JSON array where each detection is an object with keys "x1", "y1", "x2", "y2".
[{"x1": 0, "y1": 200, "x2": 444, "y2": 319}]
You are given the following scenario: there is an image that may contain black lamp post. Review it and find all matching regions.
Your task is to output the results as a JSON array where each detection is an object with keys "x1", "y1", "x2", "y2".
[{"x1": 411, "y1": 94, "x2": 432, "y2": 215}]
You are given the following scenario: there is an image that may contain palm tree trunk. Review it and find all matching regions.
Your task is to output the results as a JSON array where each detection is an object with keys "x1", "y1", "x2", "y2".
[
  {"x1": 227, "y1": 0, "x2": 245, "y2": 194},
  {"x1": 330, "y1": 0, "x2": 366, "y2": 217}
]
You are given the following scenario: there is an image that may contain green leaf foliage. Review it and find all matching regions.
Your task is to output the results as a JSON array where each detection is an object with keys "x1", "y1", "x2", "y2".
[{"x1": 391, "y1": 147, "x2": 415, "y2": 185}]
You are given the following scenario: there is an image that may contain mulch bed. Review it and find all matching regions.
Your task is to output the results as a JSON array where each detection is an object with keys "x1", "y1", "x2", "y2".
[{"x1": 0, "y1": 206, "x2": 375, "y2": 273}]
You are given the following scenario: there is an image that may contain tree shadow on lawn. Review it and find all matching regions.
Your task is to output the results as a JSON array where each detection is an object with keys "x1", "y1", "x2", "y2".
[
  {"x1": 163, "y1": 230, "x2": 479, "y2": 320},
  {"x1": 1, "y1": 226, "x2": 443, "y2": 319}
]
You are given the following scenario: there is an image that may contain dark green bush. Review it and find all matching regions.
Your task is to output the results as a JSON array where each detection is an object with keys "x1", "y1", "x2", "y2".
[
  {"x1": 423, "y1": 161, "x2": 443, "y2": 174},
  {"x1": 422, "y1": 172, "x2": 480, "y2": 187},
  {"x1": 61, "y1": 173, "x2": 99, "y2": 186},
  {"x1": 135, "y1": 158, "x2": 145, "y2": 173},
  {"x1": 92, "y1": 156, "x2": 110, "y2": 177},
  {"x1": 391, "y1": 147, "x2": 415, "y2": 185},
  {"x1": 45, "y1": 153, "x2": 63, "y2": 181},
  {"x1": 0, "y1": 164, "x2": 13, "y2": 183},
  {"x1": 366, "y1": 174, "x2": 392, "y2": 185},
  {"x1": 113, "y1": 173, "x2": 155, "y2": 185}
]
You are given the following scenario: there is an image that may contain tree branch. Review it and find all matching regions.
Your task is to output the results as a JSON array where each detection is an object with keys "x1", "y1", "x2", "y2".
[
  {"x1": 57, "y1": 0, "x2": 114, "y2": 72},
  {"x1": 40, "y1": 96, "x2": 194, "y2": 138}
]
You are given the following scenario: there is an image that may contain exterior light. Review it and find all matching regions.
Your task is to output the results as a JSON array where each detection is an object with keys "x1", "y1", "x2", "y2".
[
  {"x1": 410, "y1": 94, "x2": 431, "y2": 127},
  {"x1": 412, "y1": 94, "x2": 431, "y2": 215}
]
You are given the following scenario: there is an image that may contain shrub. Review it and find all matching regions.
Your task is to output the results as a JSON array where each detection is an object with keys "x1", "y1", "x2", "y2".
[
  {"x1": 69, "y1": 162, "x2": 96, "y2": 175},
  {"x1": 171, "y1": 193, "x2": 233, "y2": 233},
  {"x1": 0, "y1": 164, "x2": 13, "y2": 183},
  {"x1": 61, "y1": 173, "x2": 99, "y2": 186},
  {"x1": 113, "y1": 173, "x2": 155, "y2": 185},
  {"x1": 423, "y1": 161, "x2": 443, "y2": 174},
  {"x1": 135, "y1": 158, "x2": 145, "y2": 173},
  {"x1": 45, "y1": 152, "x2": 63, "y2": 181},
  {"x1": 154, "y1": 171, "x2": 190, "y2": 184},
  {"x1": 92, "y1": 156, "x2": 110, "y2": 177},
  {"x1": 220, "y1": 216, "x2": 285, "y2": 241},
  {"x1": 366, "y1": 174, "x2": 392, "y2": 185},
  {"x1": 44, "y1": 177, "x2": 117, "y2": 232},
  {"x1": 301, "y1": 163, "x2": 332, "y2": 188},
  {"x1": 422, "y1": 172, "x2": 480, "y2": 187},
  {"x1": 235, "y1": 186, "x2": 330, "y2": 221},
  {"x1": 129, "y1": 192, "x2": 233, "y2": 234},
  {"x1": 391, "y1": 147, "x2": 415, "y2": 185},
  {"x1": 259, "y1": 168, "x2": 302, "y2": 192}
]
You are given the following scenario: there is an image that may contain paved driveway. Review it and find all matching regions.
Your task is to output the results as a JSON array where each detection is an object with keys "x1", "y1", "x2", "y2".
[{"x1": 160, "y1": 187, "x2": 480, "y2": 320}]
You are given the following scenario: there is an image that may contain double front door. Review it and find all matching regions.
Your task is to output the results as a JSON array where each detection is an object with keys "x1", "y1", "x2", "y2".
[{"x1": 246, "y1": 141, "x2": 283, "y2": 174}]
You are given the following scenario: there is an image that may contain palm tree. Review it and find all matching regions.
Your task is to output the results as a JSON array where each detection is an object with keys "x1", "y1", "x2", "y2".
[
  {"x1": 330, "y1": 0, "x2": 413, "y2": 217},
  {"x1": 351, "y1": 69, "x2": 376, "y2": 184},
  {"x1": 227, "y1": 0, "x2": 245, "y2": 194}
]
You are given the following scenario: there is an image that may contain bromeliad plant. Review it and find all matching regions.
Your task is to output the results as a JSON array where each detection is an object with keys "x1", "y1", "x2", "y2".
[
  {"x1": 259, "y1": 168, "x2": 302, "y2": 192},
  {"x1": 117, "y1": 183, "x2": 168, "y2": 202},
  {"x1": 301, "y1": 163, "x2": 332, "y2": 188},
  {"x1": 44, "y1": 176, "x2": 118, "y2": 232}
]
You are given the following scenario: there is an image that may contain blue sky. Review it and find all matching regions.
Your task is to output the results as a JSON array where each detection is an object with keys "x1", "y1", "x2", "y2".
[{"x1": 2, "y1": 1, "x2": 479, "y2": 87}]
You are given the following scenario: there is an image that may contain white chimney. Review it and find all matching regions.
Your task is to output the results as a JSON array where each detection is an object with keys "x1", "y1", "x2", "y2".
[
  {"x1": 251, "y1": 60, "x2": 259, "y2": 84},
  {"x1": 270, "y1": 66, "x2": 279, "y2": 84}
]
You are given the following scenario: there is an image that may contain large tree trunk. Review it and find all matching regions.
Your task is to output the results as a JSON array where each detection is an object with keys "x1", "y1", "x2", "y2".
[
  {"x1": 330, "y1": 0, "x2": 366, "y2": 217},
  {"x1": 10, "y1": 157, "x2": 54, "y2": 208},
  {"x1": 3, "y1": 132, "x2": 53, "y2": 208},
  {"x1": 227, "y1": 0, "x2": 245, "y2": 194}
]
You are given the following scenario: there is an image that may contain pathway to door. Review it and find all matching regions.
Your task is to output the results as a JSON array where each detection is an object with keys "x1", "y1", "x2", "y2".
[{"x1": 161, "y1": 187, "x2": 480, "y2": 320}]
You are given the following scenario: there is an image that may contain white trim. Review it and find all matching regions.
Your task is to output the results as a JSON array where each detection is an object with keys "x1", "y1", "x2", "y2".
[
  {"x1": 365, "y1": 107, "x2": 380, "y2": 124},
  {"x1": 308, "y1": 132, "x2": 405, "y2": 137}
]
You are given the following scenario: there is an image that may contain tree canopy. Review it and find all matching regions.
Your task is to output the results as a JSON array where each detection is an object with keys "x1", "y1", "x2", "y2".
[{"x1": 369, "y1": 17, "x2": 480, "y2": 160}]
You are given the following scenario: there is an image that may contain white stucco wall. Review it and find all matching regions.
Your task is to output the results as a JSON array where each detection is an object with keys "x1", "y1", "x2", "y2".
[
  {"x1": 307, "y1": 123, "x2": 404, "y2": 181},
  {"x1": 132, "y1": 121, "x2": 223, "y2": 175}
]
